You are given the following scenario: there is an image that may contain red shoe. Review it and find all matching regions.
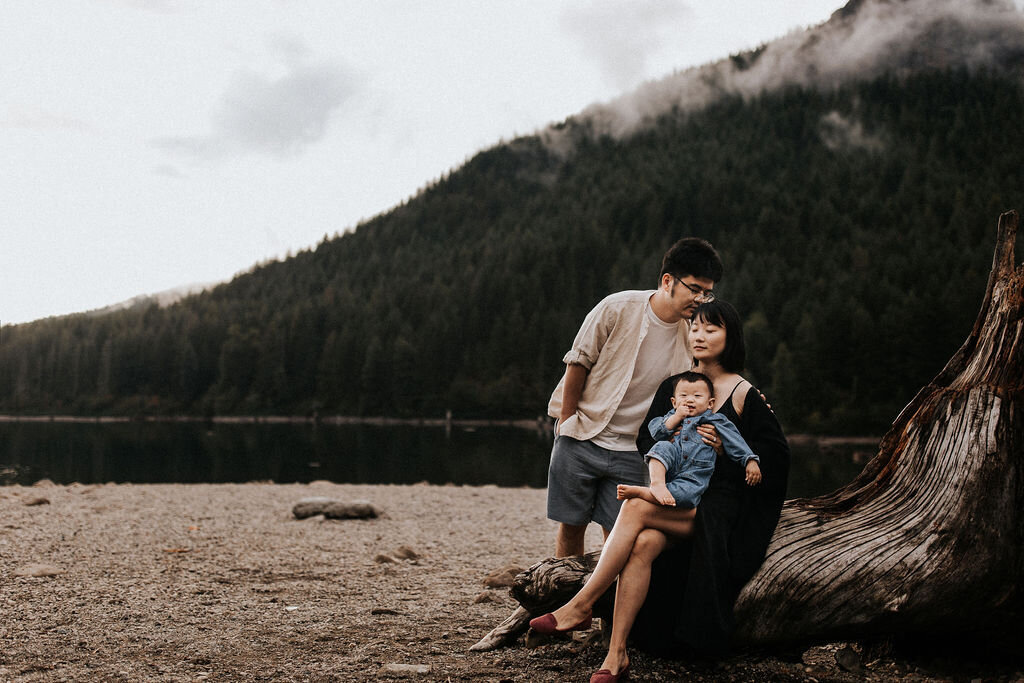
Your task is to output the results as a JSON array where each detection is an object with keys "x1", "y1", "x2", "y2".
[
  {"x1": 527, "y1": 611, "x2": 592, "y2": 634},
  {"x1": 590, "y1": 662, "x2": 630, "y2": 682}
]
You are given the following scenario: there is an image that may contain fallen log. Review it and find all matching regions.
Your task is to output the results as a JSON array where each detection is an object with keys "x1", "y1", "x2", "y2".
[
  {"x1": 470, "y1": 552, "x2": 602, "y2": 652},
  {"x1": 473, "y1": 210, "x2": 1023, "y2": 652}
]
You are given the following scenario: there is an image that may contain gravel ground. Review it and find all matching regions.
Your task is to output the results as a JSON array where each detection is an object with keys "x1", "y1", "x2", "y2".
[{"x1": 1, "y1": 481, "x2": 1019, "y2": 682}]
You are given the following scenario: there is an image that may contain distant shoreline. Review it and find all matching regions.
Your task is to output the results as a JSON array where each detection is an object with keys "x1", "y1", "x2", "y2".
[
  {"x1": 0, "y1": 414, "x2": 880, "y2": 444},
  {"x1": 0, "y1": 413, "x2": 549, "y2": 431}
]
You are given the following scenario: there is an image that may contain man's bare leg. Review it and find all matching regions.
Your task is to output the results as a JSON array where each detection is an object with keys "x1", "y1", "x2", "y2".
[{"x1": 555, "y1": 522, "x2": 587, "y2": 558}]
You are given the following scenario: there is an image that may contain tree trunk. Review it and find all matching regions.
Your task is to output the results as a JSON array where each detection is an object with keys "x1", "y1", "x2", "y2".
[
  {"x1": 473, "y1": 211, "x2": 1023, "y2": 652},
  {"x1": 734, "y1": 210, "x2": 1024, "y2": 648}
]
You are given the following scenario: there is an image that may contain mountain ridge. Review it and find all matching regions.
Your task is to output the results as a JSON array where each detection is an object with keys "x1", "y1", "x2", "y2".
[{"x1": 2, "y1": 2, "x2": 1023, "y2": 434}]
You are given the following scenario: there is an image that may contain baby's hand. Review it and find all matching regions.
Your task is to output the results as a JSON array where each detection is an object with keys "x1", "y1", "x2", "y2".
[
  {"x1": 745, "y1": 460, "x2": 762, "y2": 486},
  {"x1": 649, "y1": 482, "x2": 676, "y2": 506}
]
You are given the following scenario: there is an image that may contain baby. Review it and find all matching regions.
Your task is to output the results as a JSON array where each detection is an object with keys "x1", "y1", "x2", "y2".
[{"x1": 618, "y1": 371, "x2": 761, "y2": 509}]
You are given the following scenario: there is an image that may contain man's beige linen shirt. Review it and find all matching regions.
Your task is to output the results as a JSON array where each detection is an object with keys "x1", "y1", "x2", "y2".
[{"x1": 547, "y1": 290, "x2": 693, "y2": 442}]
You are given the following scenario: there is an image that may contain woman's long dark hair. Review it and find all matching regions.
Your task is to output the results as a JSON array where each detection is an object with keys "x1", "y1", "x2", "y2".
[{"x1": 692, "y1": 300, "x2": 745, "y2": 373}]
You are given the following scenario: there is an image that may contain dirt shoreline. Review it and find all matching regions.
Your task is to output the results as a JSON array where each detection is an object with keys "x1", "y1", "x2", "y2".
[
  {"x1": 0, "y1": 416, "x2": 880, "y2": 446},
  {"x1": 1, "y1": 482, "x2": 1016, "y2": 681}
]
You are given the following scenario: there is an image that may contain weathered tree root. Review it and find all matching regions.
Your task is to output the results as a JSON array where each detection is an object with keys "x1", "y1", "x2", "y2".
[{"x1": 734, "y1": 211, "x2": 1023, "y2": 649}]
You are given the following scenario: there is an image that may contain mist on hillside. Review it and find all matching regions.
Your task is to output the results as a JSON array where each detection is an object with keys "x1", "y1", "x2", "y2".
[{"x1": 546, "y1": 0, "x2": 1024, "y2": 145}]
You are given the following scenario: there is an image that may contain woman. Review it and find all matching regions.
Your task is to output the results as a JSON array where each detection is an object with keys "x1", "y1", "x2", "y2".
[{"x1": 530, "y1": 300, "x2": 790, "y2": 681}]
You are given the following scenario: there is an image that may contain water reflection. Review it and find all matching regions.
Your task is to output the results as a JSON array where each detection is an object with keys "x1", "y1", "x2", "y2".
[{"x1": 0, "y1": 421, "x2": 875, "y2": 499}]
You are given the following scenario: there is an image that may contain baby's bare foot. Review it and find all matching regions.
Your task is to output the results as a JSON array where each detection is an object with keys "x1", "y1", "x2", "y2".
[
  {"x1": 617, "y1": 484, "x2": 642, "y2": 500},
  {"x1": 650, "y1": 482, "x2": 675, "y2": 506}
]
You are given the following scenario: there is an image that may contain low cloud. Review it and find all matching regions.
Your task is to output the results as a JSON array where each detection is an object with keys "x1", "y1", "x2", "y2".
[
  {"x1": 559, "y1": 0, "x2": 1024, "y2": 140},
  {"x1": 561, "y1": 0, "x2": 692, "y2": 91},
  {"x1": 153, "y1": 164, "x2": 186, "y2": 178},
  {"x1": 95, "y1": 0, "x2": 189, "y2": 14},
  {"x1": 2, "y1": 105, "x2": 94, "y2": 132},
  {"x1": 154, "y1": 40, "x2": 358, "y2": 161},
  {"x1": 819, "y1": 111, "x2": 885, "y2": 153}
]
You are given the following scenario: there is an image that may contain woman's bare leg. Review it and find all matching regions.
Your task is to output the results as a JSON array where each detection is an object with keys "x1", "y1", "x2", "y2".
[
  {"x1": 548, "y1": 498, "x2": 694, "y2": 628},
  {"x1": 599, "y1": 528, "x2": 668, "y2": 674}
]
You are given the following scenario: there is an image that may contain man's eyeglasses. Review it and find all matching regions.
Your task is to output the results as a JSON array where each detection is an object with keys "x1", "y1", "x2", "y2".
[{"x1": 674, "y1": 276, "x2": 715, "y2": 303}]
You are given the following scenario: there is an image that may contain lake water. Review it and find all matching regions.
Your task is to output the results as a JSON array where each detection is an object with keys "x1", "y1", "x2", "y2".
[{"x1": 0, "y1": 421, "x2": 876, "y2": 499}]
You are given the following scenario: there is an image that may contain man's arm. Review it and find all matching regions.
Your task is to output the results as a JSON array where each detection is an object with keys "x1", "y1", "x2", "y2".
[{"x1": 558, "y1": 363, "x2": 589, "y2": 427}]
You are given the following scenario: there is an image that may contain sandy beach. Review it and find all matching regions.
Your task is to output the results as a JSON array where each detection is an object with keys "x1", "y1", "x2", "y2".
[{"x1": 1, "y1": 482, "x2": 1017, "y2": 682}]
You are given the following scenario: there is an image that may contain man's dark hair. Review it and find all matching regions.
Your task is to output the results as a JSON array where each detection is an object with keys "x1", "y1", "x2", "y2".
[
  {"x1": 660, "y1": 237, "x2": 723, "y2": 283},
  {"x1": 669, "y1": 370, "x2": 714, "y2": 396},
  {"x1": 692, "y1": 300, "x2": 746, "y2": 373}
]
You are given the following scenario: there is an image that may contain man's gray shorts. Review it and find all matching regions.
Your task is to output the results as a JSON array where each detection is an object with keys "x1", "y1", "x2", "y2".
[{"x1": 546, "y1": 435, "x2": 648, "y2": 531}]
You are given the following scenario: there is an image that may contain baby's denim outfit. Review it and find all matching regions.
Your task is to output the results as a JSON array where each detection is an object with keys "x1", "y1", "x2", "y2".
[{"x1": 646, "y1": 409, "x2": 758, "y2": 508}]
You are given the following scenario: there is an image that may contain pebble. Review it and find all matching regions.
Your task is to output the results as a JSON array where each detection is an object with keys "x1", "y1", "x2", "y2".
[
  {"x1": 836, "y1": 645, "x2": 862, "y2": 672},
  {"x1": 393, "y1": 545, "x2": 420, "y2": 560},
  {"x1": 382, "y1": 663, "x2": 431, "y2": 675},
  {"x1": 291, "y1": 497, "x2": 335, "y2": 519},
  {"x1": 324, "y1": 501, "x2": 379, "y2": 519},
  {"x1": 374, "y1": 554, "x2": 396, "y2": 564},
  {"x1": 22, "y1": 497, "x2": 50, "y2": 506},
  {"x1": 473, "y1": 591, "x2": 501, "y2": 604},
  {"x1": 483, "y1": 565, "x2": 523, "y2": 588},
  {"x1": 13, "y1": 563, "x2": 63, "y2": 577}
]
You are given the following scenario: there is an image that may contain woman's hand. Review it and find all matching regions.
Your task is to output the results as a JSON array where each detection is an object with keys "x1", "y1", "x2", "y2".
[{"x1": 697, "y1": 424, "x2": 724, "y2": 455}]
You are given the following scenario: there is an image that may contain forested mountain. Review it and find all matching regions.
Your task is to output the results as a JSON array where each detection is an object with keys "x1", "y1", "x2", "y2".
[{"x1": 3, "y1": 0, "x2": 1024, "y2": 434}]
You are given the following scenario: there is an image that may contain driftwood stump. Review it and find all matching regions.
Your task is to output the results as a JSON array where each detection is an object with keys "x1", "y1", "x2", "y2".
[
  {"x1": 734, "y1": 210, "x2": 1023, "y2": 648},
  {"x1": 473, "y1": 210, "x2": 1023, "y2": 652},
  {"x1": 470, "y1": 552, "x2": 601, "y2": 651}
]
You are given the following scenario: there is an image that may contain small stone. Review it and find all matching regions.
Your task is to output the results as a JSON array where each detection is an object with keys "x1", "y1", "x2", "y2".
[
  {"x1": 483, "y1": 565, "x2": 523, "y2": 588},
  {"x1": 13, "y1": 563, "x2": 63, "y2": 577},
  {"x1": 22, "y1": 497, "x2": 50, "y2": 506},
  {"x1": 836, "y1": 645, "x2": 862, "y2": 672},
  {"x1": 324, "y1": 501, "x2": 379, "y2": 519},
  {"x1": 291, "y1": 497, "x2": 335, "y2": 519},
  {"x1": 393, "y1": 545, "x2": 420, "y2": 560},
  {"x1": 526, "y1": 629, "x2": 556, "y2": 648},
  {"x1": 371, "y1": 608, "x2": 400, "y2": 615},
  {"x1": 381, "y1": 663, "x2": 431, "y2": 675},
  {"x1": 473, "y1": 591, "x2": 500, "y2": 604},
  {"x1": 374, "y1": 554, "x2": 396, "y2": 564}
]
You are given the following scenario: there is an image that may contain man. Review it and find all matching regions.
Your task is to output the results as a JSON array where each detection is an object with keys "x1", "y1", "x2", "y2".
[{"x1": 546, "y1": 237, "x2": 723, "y2": 557}]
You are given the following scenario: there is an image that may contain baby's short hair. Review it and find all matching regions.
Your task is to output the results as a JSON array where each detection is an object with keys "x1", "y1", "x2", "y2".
[{"x1": 669, "y1": 371, "x2": 714, "y2": 396}]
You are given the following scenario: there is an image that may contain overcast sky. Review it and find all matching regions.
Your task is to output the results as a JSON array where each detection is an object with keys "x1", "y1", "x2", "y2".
[{"x1": 1, "y1": 0, "x2": 845, "y2": 325}]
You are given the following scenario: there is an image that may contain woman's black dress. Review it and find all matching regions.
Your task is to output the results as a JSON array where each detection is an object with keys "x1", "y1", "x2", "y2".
[{"x1": 630, "y1": 378, "x2": 790, "y2": 656}]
